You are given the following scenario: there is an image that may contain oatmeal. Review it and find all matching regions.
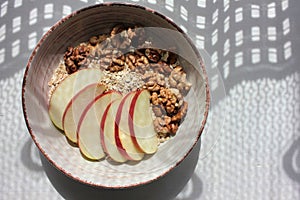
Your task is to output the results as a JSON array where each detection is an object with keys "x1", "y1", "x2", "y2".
[
  {"x1": 49, "y1": 24, "x2": 192, "y2": 144},
  {"x1": 99, "y1": 68, "x2": 145, "y2": 94},
  {"x1": 48, "y1": 62, "x2": 68, "y2": 97}
]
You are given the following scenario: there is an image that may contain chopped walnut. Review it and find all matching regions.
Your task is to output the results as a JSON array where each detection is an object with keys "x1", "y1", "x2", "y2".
[
  {"x1": 89, "y1": 36, "x2": 99, "y2": 46},
  {"x1": 152, "y1": 105, "x2": 166, "y2": 117},
  {"x1": 145, "y1": 48, "x2": 161, "y2": 63},
  {"x1": 149, "y1": 85, "x2": 188, "y2": 136},
  {"x1": 171, "y1": 101, "x2": 188, "y2": 123},
  {"x1": 167, "y1": 52, "x2": 178, "y2": 65},
  {"x1": 142, "y1": 71, "x2": 166, "y2": 88},
  {"x1": 153, "y1": 114, "x2": 181, "y2": 136},
  {"x1": 125, "y1": 26, "x2": 147, "y2": 47},
  {"x1": 150, "y1": 61, "x2": 172, "y2": 75},
  {"x1": 133, "y1": 53, "x2": 150, "y2": 74},
  {"x1": 64, "y1": 44, "x2": 90, "y2": 74},
  {"x1": 108, "y1": 55, "x2": 126, "y2": 72},
  {"x1": 169, "y1": 66, "x2": 192, "y2": 95},
  {"x1": 110, "y1": 24, "x2": 125, "y2": 36}
]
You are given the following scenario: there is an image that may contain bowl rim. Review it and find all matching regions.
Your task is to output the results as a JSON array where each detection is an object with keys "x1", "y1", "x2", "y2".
[{"x1": 21, "y1": 2, "x2": 210, "y2": 189}]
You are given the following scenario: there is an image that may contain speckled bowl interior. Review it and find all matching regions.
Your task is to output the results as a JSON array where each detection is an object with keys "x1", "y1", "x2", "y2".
[{"x1": 22, "y1": 3, "x2": 209, "y2": 188}]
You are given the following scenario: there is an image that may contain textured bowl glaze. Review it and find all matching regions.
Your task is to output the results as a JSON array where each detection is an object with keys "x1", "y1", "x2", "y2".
[{"x1": 22, "y1": 3, "x2": 209, "y2": 198}]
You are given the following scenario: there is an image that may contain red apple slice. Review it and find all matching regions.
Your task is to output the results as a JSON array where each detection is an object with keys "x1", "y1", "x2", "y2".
[
  {"x1": 49, "y1": 68, "x2": 103, "y2": 130},
  {"x1": 115, "y1": 91, "x2": 144, "y2": 161},
  {"x1": 63, "y1": 83, "x2": 106, "y2": 143},
  {"x1": 77, "y1": 91, "x2": 122, "y2": 160},
  {"x1": 129, "y1": 90, "x2": 158, "y2": 154},
  {"x1": 100, "y1": 99, "x2": 127, "y2": 163}
]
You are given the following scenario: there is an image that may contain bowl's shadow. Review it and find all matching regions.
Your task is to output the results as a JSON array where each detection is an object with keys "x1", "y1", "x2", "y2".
[
  {"x1": 283, "y1": 136, "x2": 300, "y2": 184},
  {"x1": 40, "y1": 139, "x2": 201, "y2": 200},
  {"x1": 174, "y1": 172, "x2": 203, "y2": 200},
  {"x1": 21, "y1": 138, "x2": 44, "y2": 172}
]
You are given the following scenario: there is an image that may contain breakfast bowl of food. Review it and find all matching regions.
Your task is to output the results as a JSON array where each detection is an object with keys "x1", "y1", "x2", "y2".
[{"x1": 22, "y1": 3, "x2": 210, "y2": 200}]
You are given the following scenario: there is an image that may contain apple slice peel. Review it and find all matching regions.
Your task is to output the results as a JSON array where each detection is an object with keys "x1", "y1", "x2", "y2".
[
  {"x1": 48, "y1": 68, "x2": 103, "y2": 130},
  {"x1": 129, "y1": 90, "x2": 158, "y2": 154},
  {"x1": 77, "y1": 91, "x2": 122, "y2": 160},
  {"x1": 63, "y1": 83, "x2": 106, "y2": 143},
  {"x1": 100, "y1": 99, "x2": 127, "y2": 163},
  {"x1": 114, "y1": 91, "x2": 144, "y2": 161}
]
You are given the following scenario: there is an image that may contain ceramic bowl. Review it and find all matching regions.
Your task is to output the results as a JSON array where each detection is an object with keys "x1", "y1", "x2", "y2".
[{"x1": 22, "y1": 3, "x2": 209, "y2": 200}]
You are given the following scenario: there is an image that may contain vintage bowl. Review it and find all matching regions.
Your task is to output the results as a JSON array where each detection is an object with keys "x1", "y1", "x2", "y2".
[{"x1": 22, "y1": 3, "x2": 210, "y2": 200}]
